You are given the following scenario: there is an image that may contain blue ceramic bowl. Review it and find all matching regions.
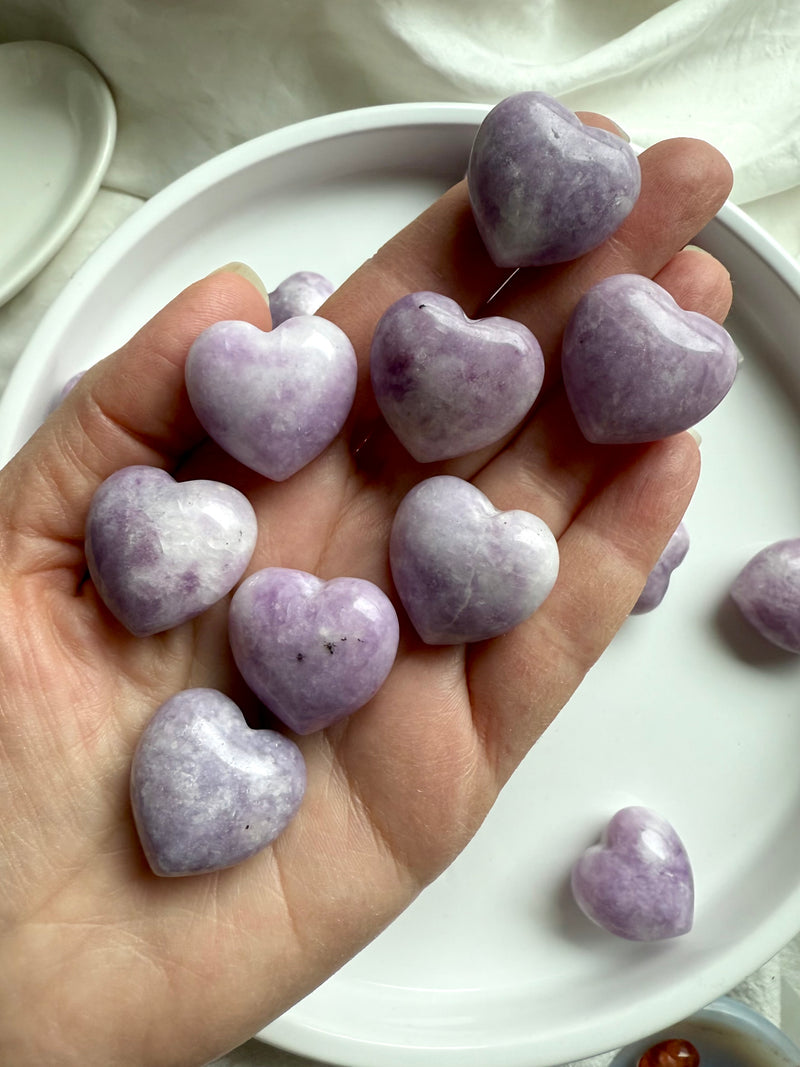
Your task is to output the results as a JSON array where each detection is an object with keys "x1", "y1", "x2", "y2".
[{"x1": 607, "y1": 996, "x2": 800, "y2": 1067}]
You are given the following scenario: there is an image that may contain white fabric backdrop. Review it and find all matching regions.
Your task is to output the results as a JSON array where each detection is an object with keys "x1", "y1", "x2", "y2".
[{"x1": 1, "y1": 1, "x2": 799, "y2": 1064}]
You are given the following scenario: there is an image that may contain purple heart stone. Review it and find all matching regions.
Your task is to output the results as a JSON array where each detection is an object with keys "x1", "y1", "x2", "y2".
[
  {"x1": 730, "y1": 538, "x2": 800, "y2": 653},
  {"x1": 562, "y1": 274, "x2": 740, "y2": 444},
  {"x1": 571, "y1": 806, "x2": 694, "y2": 941},
  {"x1": 631, "y1": 521, "x2": 690, "y2": 615},
  {"x1": 370, "y1": 291, "x2": 544, "y2": 462},
  {"x1": 228, "y1": 568, "x2": 400, "y2": 734},
  {"x1": 85, "y1": 465, "x2": 257, "y2": 637},
  {"x1": 268, "y1": 270, "x2": 335, "y2": 326},
  {"x1": 389, "y1": 475, "x2": 559, "y2": 645},
  {"x1": 467, "y1": 91, "x2": 641, "y2": 268},
  {"x1": 130, "y1": 688, "x2": 306, "y2": 877},
  {"x1": 185, "y1": 316, "x2": 357, "y2": 481}
]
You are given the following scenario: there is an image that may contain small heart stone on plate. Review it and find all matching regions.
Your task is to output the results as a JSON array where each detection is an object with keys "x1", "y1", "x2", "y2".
[
  {"x1": 228, "y1": 568, "x2": 400, "y2": 734},
  {"x1": 562, "y1": 274, "x2": 740, "y2": 444},
  {"x1": 467, "y1": 91, "x2": 641, "y2": 268},
  {"x1": 370, "y1": 291, "x2": 544, "y2": 462},
  {"x1": 268, "y1": 270, "x2": 335, "y2": 326},
  {"x1": 185, "y1": 316, "x2": 357, "y2": 481},
  {"x1": 131, "y1": 688, "x2": 306, "y2": 877},
  {"x1": 631, "y1": 522, "x2": 690, "y2": 615},
  {"x1": 389, "y1": 475, "x2": 559, "y2": 645},
  {"x1": 85, "y1": 465, "x2": 257, "y2": 637},
  {"x1": 730, "y1": 538, "x2": 800, "y2": 654},
  {"x1": 571, "y1": 806, "x2": 694, "y2": 941}
]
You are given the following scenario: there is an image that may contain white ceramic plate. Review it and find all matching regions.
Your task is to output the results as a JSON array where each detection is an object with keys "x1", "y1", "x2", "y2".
[
  {"x1": 0, "y1": 40, "x2": 116, "y2": 307},
  {"x1": 2, "y1": 103, "x2": 800, "y2": 1067}
]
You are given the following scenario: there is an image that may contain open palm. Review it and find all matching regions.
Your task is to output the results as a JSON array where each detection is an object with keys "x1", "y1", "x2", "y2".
[{"x1": 0, "y1": 125, "x2": 733, "y2": 1066}]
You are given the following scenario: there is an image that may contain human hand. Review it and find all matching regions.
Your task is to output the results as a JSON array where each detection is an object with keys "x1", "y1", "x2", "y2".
[{"x1": 0, "y1": 120, "x2": 732, "y2": 1066}]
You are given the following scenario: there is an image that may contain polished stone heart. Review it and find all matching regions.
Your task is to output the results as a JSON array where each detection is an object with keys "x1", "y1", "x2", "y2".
[
  {"x1": 85, "y1": 465, "x2": 257, "y2": 637},
  {"x1": 185, "y1": 316, "x2": 357, "y2": 481},
  {"x1": 130, "y1": 688, "x2": 306, "y2": 876},
  {"x1": 228, "y1": 568, "x2": 400, "y2": 734},
  {"x1": 370, "y1": 291, "x2": 544, "y2": 462},
  {"x1": 467, "y1": 91, "x2": 641, "y2": 267},
  {"x1": 730, "y1": 538, "x2": 800, "y2": 653},
  {"x1": 571, "y1": 806, "x2": 694, "y2": 941},
  {"x1": 562, "y1": 274, "x2": 740, "y2": 443},
  {"x1": 389, "y1": 475, "x2": 559, "y2": 644},
  {"x1": 268, "y1": 270, "x2": 335, "y2": 326},
  {"x1": 631, "y1": 521, "x2": 690, "y2": 615}
]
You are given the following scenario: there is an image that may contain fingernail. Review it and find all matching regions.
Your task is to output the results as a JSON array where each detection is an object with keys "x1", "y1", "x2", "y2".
[
  {"x1": 207, "y1": 262, "x2": 269, "y2": 302},
  {"x1": 687, "y1": 427, "x2": 702, "y2": 446},
  {"x1": 609, "y1": 119, "x2": 630, "y2": 143}
]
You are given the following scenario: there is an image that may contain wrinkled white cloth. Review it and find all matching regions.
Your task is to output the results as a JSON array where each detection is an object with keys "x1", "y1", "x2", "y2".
[{"x1": 1, "y1": 1, "x2": 799, "y2": 1065}]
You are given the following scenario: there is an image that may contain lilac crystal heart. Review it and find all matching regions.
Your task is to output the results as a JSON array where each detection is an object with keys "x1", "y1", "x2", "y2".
[
  {"x1": 228, "y1": 568, "x2": 400, "y2": 734},
  {"x1": 370, "y1": 291, "x2": 544, "y2": 462},
  {"x1": 85, "y1": 465, "x2": 257, "y2": 637},
  {"x1": 571, "y1": 806, "x2": 694, "y2": 941},
  {"x1": 631, "y1": 522, "x2": 690, "y2": 615},
  {"x1": 467, "y1": 91, "x2": 641, "y2": 268},
  {"x1": 185, "y1": 316, "x2": 357, "y2": 481},
  {"x1": 730, "y1": 538, "x2": 800, "y2": 653},
  {"x1": 268, "y1": 270, "x2": 335, "y2": 326},
  {"x1": 389, "y1": 475, "x2": 559, "y2": 644},
  {"x1": 562, "y1": 274, "x2": 740, "y2": 444},
  {"x1": 131, "y1": 688, "x2": 305, "y2": 876}
]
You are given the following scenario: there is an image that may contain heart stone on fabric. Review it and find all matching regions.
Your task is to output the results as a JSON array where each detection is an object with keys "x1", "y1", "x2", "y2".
[
  {"x1": 228, "y1": 568, "x2": 400, "y2": 734},
  {"x1": 369, "y1": 291, "x2": 545, "y2": 462},
  {"x1": 130, "y1": 688, "x2": 306, "y2": 876},
  {"x1": 467, "y1": 90, "x2": 641, "y2": 268},
  {"x1": 85, "y1": 465, "x2": 257, "y2": 637},
  {"x1": 185, "y1": 316, "x2": 357, "y2": 481},
  {"x1": 570, "y1": 806, "x2": 694, "y2": 941},
  {"x1": 389, "y1": 475, "x2": 559, "y2": 645},
  {"x1": 562, "y1": 274, "x2": 740, "y2": 444}
]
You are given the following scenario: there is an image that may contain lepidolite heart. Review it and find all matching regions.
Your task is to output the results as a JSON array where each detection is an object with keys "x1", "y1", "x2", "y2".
[
  {"x1": 228, "y1": 568, "x2": 400, "y2": 734},
  {"x1": 562, "y1": 274, "x2": 740, "y2": 444},
  {"x1": 130, "y1": 688, "x2": 306, "y2": 876},
  {"x1": 631, "y1": 521, "x2": 690, "y2": 615},
  {"x1": 85, "y1": 465, "x2": 257, "y2": 637},
  {"x1": 370, "y1": 291, "x2": 544, "y2": 462},
  {"x1": 185, "y1": 316, "x2": 357, "y2": 481},
  {"x1": 268, "y1": 270, "x2": 335, "y2": 326},
  {"x1": 467, "y1": 91, "x2": 641, "y2": 268},
  {"x1": 570, "y1": 806, "x2": 694, "y2": 941},
  {"x1": 389, "y1": 475, "x2": 559, "y2": 644}
]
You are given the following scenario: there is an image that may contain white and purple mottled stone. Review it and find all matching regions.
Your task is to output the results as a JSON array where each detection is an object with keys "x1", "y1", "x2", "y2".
[
  {"x1": 730, "y1": 538, "x2": 800, "y2": 653},
  {"x1": 268, "y1": 270, "x2": 335, "y2": 326},
  {"x1": 85, "y1": 465, "x2": 257, "y2": 637},
  {"x1": 571, "y1": 806, "x2": 694, "y2": 941},
  {"x1": 185, "y1": 316, "x2": 357, "y2": 481},
  {"x1": 130, "y1": 688, "x2": 306, "y2": 877},
  {"x1": 370, "y1": 291, "x2": 544, "y2": 462},
  {"x1": 467, "y1": 91, "x2": 641, "y2": 268},
  {"x1": 562, "y1": 274, "x2": 740, "y2": 444},
  {"x1": 229, "y1": 568, "x2": 400, "y2": 734},
  {"x1": 631, "y1": 522, "x2": 690, "y2": 615},
  {"x1": 389, "y1": 475, "x2": 559, "y2": 645}
]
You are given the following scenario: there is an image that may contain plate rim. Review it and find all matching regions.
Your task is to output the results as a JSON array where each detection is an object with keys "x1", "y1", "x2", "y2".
[{"x1": 0, "y1": 39, "x2": 117, "y2": 307}]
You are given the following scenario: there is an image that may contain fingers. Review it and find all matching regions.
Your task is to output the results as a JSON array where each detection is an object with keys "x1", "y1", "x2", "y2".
[{"x1": 2, "y1": 272, "x2": 270, "y2": 576}]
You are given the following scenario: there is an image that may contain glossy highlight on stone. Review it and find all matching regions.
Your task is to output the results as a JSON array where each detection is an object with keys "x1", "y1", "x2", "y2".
[
  {"x1": 571, "y1": 806, "x2": 694, "y2": 942},
  {"x1": 389, "y1": 475, "x2": 559, "y2": 645},
  {"x1": 131, "y1": 688, "x2": 305, "y2": 877},
  {"x1": 730, "y1": 538, "x2": 800, "y2": 653},
  {"x1": 85, "y1": 465, "x2": 257, "y2": 637},
  {"x1": 467, "y1": 90, "x2": 641, "y2": 267},
  {"x1": 185, "y1": 316, "x2": 357, "y2": 481},
  {"x1": 268, "y1": 270, "x2": 335, "y2": 326},
  {"x1": 562, "y1": 274, "x2": 740, "y2": 444},
  {"x1": 370, "y1": 291, "x2": 544, "y2": 462},
  {"x1": 229, "y1": 568, "x2": 400, "y2": 734},
  {"x1": 631, "y1": 522, "x2": 690, "y2": 615}
]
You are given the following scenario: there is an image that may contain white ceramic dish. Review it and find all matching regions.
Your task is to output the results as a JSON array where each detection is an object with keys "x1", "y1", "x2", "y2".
[
  {"x1": 0, "y1": 39, "x2": 116, "y2": 307},
  {"x1": 2, "y1": 103, "x2": 800, "y2": 1067}
]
